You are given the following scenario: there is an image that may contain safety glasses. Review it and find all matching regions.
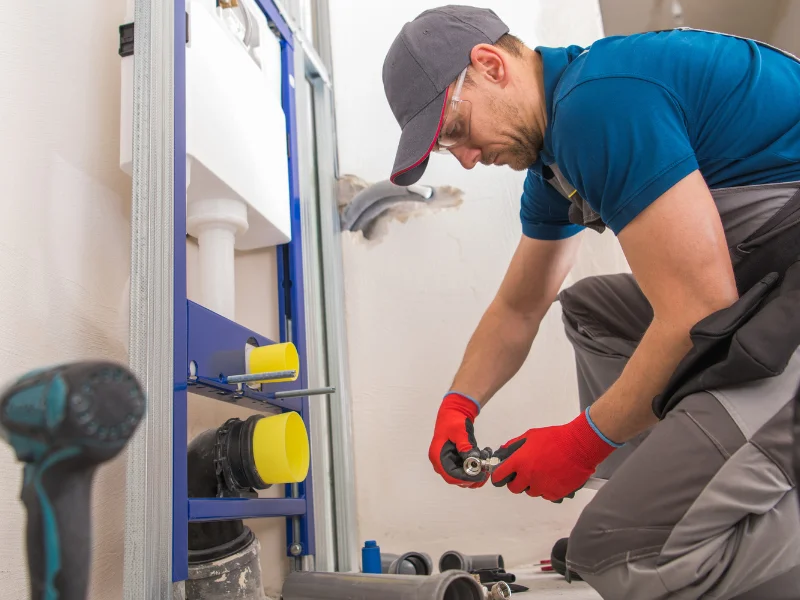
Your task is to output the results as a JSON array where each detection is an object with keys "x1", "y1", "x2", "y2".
[{"x1": 434, "y1": 67, "x2": 472, "y2": 153}]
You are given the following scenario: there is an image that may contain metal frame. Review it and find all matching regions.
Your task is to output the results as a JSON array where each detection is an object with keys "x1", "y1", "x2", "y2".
[
  {"x1": 287, "y1": 0, "x2": 358, "y2": 572},
  {"x1": 172, "y1": 0, "x2": 314, "y2": 584},
  {"x1": 125, "y1": 0, "x2": 352, "y2": 592}
]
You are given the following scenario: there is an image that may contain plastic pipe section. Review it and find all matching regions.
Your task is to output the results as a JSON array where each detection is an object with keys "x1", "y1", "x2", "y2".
[
  {"x1": 381, "y1": 552, "x2": 435, "y2": 575},
  {"x1": 187, "y1": 196, "x2": 249, "y2": 320},
  {"x1": 439, "y1": 551, "x2": 505, "y2": 573},
  {"x1": 282, "y1": 570, "x2": 485, "y2": 600},
  {"x1": 339, "y1": 180, "x2": 435, "y2": 234}
]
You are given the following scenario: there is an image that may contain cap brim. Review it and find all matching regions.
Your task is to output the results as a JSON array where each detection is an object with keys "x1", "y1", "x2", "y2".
[{"x1": 390, "y1": 88, "x2": 448, "y2": 186}]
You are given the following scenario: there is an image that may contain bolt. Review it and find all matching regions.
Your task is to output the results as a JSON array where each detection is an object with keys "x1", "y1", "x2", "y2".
[{"x1": 289, "y1": 542, "x2": 303, "y2": 556}]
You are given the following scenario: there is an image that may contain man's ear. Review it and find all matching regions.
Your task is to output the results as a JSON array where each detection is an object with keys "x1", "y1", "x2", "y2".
[{"x1": 469, "y1": 43, "x2": 507, "y2": 86}]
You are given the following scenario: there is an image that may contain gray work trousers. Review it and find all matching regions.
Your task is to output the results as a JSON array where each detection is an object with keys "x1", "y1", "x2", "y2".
[{"x1": 559, "y1": 273, "x2": 800, "y2": 600}]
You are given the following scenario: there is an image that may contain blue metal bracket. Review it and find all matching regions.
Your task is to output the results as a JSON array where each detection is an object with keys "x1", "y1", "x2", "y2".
[
  {"x1": 189, "y1": 497, "x2": 306, "y2": 522},
  {"x1": 171, "y1": 0, "x2": 315, "y2": 582}
]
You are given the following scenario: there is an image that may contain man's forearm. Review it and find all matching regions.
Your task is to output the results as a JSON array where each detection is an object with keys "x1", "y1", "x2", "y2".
[
  {"x1": 589, "y1": 317, "x2": 694, "y2": 443},
  {"x1": 451, "y1": 300, "x2": 542, "y2": 408}
]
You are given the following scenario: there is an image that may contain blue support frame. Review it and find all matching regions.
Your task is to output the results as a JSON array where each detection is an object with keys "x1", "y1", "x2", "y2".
[
  {"x1": 173, "y1": 0, "x2": 189, "y2": 582},
  {"x1": 171, "y1": 0, "x2": 315, "y2": 582}
]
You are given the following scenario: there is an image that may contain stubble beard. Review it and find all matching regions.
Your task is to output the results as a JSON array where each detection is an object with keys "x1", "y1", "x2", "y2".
[{"x1": 492, "y1": 95, "x2": 543, "y2": 171}]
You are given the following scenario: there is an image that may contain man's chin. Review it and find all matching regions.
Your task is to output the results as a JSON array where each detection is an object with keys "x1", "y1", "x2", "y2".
[{"x1": 507, "y1": 155, "x2": 537, "y2": 171}]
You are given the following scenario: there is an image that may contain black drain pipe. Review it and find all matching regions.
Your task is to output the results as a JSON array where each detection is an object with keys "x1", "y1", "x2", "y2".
[{"x1": 186, "y1": 416, "x2": 272, "y2": 599}]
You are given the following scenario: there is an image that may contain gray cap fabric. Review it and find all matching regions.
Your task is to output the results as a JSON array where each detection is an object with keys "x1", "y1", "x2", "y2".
[{"x1": 382, "y1": 6, "x2": 509, "y2": 186}]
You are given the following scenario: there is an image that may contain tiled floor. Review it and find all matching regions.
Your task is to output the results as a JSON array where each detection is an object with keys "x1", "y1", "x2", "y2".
[{"x1": 512, "y1": 568, "x2": 601, "y2": 599}]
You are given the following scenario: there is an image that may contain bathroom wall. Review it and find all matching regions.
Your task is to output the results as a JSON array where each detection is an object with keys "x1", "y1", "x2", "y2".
[
  {"x1": 0, "y1": 0, "x2": 133, "y2": 596},
  {"x1": 329, "y1": 0, "x2": 630, "y2": 568},
  {"x1": 771, "y1": 0, "x2": 800, "y2": 56},
  {"x1": 0, "y1": 0, "x2": 290, "y2": 597}
]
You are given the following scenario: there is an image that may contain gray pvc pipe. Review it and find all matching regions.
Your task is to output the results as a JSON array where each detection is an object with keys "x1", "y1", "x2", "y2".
[
  {"x1": 381, "y1": 553, "x2": 414, "y2": 575},
  {"x1": 439, "y1": 551, "x2": 505, "y2": 573},
  {"x1": 281, "y1": 570, "x2": 484, "y2": 600},
  {"x1": 339, "y1": 180, "x2": 434, "y2": 233},
  {"x1": 381, "y1": 552, "x2": 434, "y2": 575}
]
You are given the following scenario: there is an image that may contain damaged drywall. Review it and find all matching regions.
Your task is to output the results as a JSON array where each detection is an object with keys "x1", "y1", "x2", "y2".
[{"x1": 338, "y1": 174, "x2": 464, "y2": 242}]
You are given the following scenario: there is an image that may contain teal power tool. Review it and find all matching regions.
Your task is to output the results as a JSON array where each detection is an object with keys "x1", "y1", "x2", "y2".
[{"x1": 0, "y1": 361, "x2": 145, "y2": 600}]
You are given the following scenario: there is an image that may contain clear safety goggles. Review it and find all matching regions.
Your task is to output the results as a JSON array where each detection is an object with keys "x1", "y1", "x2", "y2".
[{"x1": 434, "y1": 67, "x2": 472, "y2": 153}]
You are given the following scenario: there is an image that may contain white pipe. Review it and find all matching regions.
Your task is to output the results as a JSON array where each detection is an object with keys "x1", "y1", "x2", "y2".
[{"x1": 187, "y1": 196, "x2": 248, "y2": 320}]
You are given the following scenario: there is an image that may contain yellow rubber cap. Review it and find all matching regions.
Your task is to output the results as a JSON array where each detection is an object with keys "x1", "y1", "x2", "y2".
[
  {"x1": 248, "y1": 342, "x2": 299, "y2": 383},
  {"x1": 252, "y1": 412, "x2": 309, "y2": 484}
]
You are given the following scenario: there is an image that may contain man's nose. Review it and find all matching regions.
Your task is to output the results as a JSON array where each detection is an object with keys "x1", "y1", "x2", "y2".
[{"x1": 450, "y1": 146, "x2": 481, "y2": 170}]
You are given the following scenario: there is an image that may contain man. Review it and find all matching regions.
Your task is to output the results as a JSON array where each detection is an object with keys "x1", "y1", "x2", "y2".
[{"x1": 382, "y1": 5, "x2": 800, "y2": 600}]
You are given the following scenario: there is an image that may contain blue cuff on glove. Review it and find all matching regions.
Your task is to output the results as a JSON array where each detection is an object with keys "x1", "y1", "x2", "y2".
[
  {"x1": 585, "y1": 407, "x2": 623, "y2": 448},
  {"x1": 447, "y1": 391, "x2": 481, "y2": 414}
]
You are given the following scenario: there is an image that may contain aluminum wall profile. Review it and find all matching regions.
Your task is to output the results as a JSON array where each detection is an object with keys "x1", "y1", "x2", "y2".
[
  {"x1": 283, "y1": 0, "x2": 359, "y2": 572},
  {"x1": 123, "y1": 0, "x2": 178, "y2": 596}
]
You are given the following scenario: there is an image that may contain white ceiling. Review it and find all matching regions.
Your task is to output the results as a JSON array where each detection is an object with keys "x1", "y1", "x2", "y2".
[{"x1": 598, "y1": 0, "x2": 794, "y2": 47}]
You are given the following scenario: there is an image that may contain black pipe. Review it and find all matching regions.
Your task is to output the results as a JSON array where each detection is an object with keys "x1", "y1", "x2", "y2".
[
  {"x1": 187, "y1": 416, "x2": 271, "y2": 564},
  {"x1": 439, "y1": 551, "x2": 505, "y2": 573}
]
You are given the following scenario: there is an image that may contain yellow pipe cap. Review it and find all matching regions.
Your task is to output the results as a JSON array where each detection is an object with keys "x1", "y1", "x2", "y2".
[
  {"x1": 248, "y1": 342, "x2": 299, "y2": 383},
  {"x1": 252, "y1": 412, "x2": 309, "y2": 484}
]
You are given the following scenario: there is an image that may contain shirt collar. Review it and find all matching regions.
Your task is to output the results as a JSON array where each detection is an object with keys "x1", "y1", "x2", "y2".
[{"x1": 534, "y1": 46, "x2": 580, "y2": 165}]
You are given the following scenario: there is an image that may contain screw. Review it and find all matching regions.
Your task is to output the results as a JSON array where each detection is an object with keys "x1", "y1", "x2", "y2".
[
  {"x1": 188, "y1": 361, "x2": 198, "y2": 382},
  {"x1": 289, "y1": 542, "x2": 303, "y2": 556}
]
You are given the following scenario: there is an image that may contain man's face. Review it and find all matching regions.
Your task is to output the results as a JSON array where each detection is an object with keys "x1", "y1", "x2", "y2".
[{"x1": 439, "y1": 66, "x2": 543, "y2": 172}]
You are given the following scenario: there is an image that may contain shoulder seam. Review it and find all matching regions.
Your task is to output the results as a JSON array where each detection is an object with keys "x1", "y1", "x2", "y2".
[{"x1": 553, "y1": 75, "x2": 692, "y2": 136}]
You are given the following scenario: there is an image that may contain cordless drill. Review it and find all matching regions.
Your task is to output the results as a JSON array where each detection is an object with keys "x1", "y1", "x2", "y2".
[{"x1": 0, "y1": 361, "x2": 145, "y2": 600}]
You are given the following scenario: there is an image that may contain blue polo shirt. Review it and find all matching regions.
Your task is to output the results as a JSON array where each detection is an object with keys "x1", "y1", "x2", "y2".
[{"x1": 521, "y1": 29, "x2": 800, "y2": 240}]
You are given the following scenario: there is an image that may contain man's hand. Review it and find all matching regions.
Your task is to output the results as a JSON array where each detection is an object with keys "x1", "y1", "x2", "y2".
[
  {"x1": 491, "y1": 409, "x2": 618, "y2": 501},
  {"x1": 429, "y1": 393, "x2": 490, "y2": 488}
]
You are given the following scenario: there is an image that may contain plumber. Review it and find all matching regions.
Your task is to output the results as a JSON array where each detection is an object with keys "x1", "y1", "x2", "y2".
[{"x1": 381, "y1": 6, "x2": 800, "y2": 599}]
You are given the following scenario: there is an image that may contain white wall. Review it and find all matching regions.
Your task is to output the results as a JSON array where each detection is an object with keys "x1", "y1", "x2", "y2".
[
  {"x1": 599, "y1": 0, "x2": 785, "y2": 41},
  {"x1": 330, "y1": 0, "x2": 630, "y2": 569},
  {"x1": 0, "y1": 0, "x2": 133, "y2": 597},
  {"x1": 771, "y1": 0, "x2": 800, "y2": 55},
  {"x1": 0, "y1": 1, "x2": 289, "y2": 597}
]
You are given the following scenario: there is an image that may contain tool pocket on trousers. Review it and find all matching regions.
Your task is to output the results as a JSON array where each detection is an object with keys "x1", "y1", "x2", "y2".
[{"x1": 652, "y1": 270, "x2": 786, "y2": 418}]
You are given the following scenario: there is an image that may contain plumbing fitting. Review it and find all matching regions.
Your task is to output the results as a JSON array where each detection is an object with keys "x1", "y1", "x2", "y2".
[
  {"x1": 486, "y1": 581, "x2": 512, "y2": 600},
  {"x1": 186, "y1": 413, "x2": 309, "y2": 567},
  {"x1": 281, "y1": 570, "x2": 485, "y2": 600},
  {"x1": 381, "y1": 551, "x2": 435, "y2": 575},
  {"x1": 463, "y1": 455, "x2": 500, "y2": 477},
  {"x1": 439, "y1": 551, "x2": 505, "y2": 573},
  {"x1": 339, "y1": 180, "x2": 435, "y2": 234},
  {"x1": 470, "y1": 575, "x2": 512, "y2": 600}
]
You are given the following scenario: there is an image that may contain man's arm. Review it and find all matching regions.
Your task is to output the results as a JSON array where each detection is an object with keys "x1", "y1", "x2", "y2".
[
  {"x1": 590, "y1": 170, "x2": 739, "y2": 443},
  {"x1": 451, "y1": 233, "x2": 582, "y2": 407}
]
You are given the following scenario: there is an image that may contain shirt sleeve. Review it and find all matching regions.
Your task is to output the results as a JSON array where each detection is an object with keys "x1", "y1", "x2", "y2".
[
  {"x1": 520, "y1": 166, "x2": 585, "y2": 240},
  {"x1": 552, "y1": 77, "x2": 699, "y2": 234}
]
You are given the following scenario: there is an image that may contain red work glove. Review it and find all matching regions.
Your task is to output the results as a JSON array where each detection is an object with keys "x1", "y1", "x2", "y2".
[
  {"x1": 491, "y1": 408, "x2": 620, "y2": 502},
  {"x1": 429, "y1": 392, "x2": 490, "y2": 488}
]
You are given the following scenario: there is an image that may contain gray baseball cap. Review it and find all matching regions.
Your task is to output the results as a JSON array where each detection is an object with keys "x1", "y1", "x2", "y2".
[{"x1": 382, "y1": 6, "x2": 509, "y2": 186}]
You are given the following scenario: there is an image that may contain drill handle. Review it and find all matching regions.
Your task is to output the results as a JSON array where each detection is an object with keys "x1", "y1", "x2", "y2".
[{"x1": 21, "y1": 451, "x2": 94, "y2": 600}]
